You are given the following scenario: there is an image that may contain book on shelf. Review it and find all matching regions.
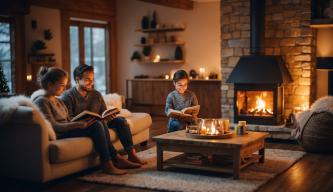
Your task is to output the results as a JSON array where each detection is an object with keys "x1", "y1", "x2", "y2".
[
  {"x1": 166, "y1": 105, "x2": 200, "y2": 119},
  {"x1": 71, "y1": 107, "x2": 120, "y2": 122}
]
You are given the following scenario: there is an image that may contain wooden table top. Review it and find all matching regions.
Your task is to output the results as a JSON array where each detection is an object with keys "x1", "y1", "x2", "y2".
[{"x1": 153, "y1": 130, "x2": 270, "y2": 148}]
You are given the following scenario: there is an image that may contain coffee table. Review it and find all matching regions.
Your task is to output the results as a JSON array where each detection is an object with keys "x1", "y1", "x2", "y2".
[{"x1": 152, "y1": 130, "x2": 269, "y2": 179}]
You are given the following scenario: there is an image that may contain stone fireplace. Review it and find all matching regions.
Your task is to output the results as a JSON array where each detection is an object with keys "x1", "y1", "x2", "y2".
[{"x1": 221, "y1": 0, "x2": 316, "y2": 124}]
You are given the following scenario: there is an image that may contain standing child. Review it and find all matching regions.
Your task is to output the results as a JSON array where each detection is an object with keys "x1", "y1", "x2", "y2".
[{"x1": 165, "y1": 70, "x2": 199, "y2": 132}]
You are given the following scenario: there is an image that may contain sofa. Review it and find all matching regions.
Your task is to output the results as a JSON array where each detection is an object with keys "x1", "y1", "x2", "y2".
[
  {"x1": 292, "y1": 96, "x2": 333, "y2": 153},
  {"x1": 0, "y1": 93, "x2": 152, "y2": 183}
]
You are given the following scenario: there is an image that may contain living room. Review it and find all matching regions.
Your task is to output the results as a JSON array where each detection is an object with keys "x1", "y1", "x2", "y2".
[{"x1": 0, "y1": 0, "x2": 332, "y2": 192}]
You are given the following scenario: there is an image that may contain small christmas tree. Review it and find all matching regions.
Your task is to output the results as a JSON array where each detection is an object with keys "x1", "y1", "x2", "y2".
[{"x1": 0, "y1": 62, "x2": 10, "y2": 93}]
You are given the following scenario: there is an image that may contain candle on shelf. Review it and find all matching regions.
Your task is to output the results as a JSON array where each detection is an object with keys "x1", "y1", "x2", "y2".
[
  {"x1": 165, "y1": 74, "x2": 170, "y2": 79},
  {"x1": 153, "y1": 54, "x2": 160, "y2": 63},
  {"x1": 205, "y1": 76, "x2": 209, "y2": 80},
  {"x1": 199, "y1": 67, "x2": 205, "y2": 79},
  {"x1": 26, "y1": 74, "x2": 32, "y2": 81}
]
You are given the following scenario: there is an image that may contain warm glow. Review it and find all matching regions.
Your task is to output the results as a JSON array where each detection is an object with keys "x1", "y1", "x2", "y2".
[
  {"x1": 249, "y1": 93, "x2": 273, "y2": 115},
  {"x1": 165, "y1": 74, "x2": 170, "y2": 79},
  {"x1": 200, "y1": 120, "x2": 219, "y2": 135},
  {"x1": 199, "y1": 67, "x2": 205, "y2": 79},
  {"x1": 27, "y1": 74, "x2": 32, "y2": 81},
  {"x1": 294, "y1": 103, "x2": 309, "y2": 114},
  {"x1": 153, "y1": 55, "x2": 160, "y2": 63},
  {"x1": 208, "y1": 121, "x2": 219, "y2": 135}
]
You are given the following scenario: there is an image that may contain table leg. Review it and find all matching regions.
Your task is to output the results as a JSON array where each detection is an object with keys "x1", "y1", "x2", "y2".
[
  {"x1": 157, "y1": 145, "x2": 163, "y2": 170},
  {"x1": 233, "y1": 149, "x2": 241, "y2": 179},
  {"x1": 259, "y1": 147, "x2": 265, "y2": 163}
]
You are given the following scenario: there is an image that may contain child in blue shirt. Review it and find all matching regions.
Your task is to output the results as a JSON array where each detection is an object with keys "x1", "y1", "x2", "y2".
[{"x1": 165, "y1": 70, "x2": 199, "y2": 132}]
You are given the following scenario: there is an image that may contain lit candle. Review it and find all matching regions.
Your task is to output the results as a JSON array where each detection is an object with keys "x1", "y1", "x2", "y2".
[
  {"x1": 27, "y1": 74, "x2": 32, "y2": 81},
  {"x1": 205, "y1": 76, "x2": 209, "y2": 80},
  {"x1": 153, "y1": 54, "x2": 160, "y2": 63},
  {"x1": 199, "y1": 68, "x2": 205, "y2": 79},
  {"x1": 165, "y1": 74, "x2": 170, "y2": 79}
]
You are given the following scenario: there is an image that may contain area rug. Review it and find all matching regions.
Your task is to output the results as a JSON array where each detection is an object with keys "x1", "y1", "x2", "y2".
[{"x1": 80, "y1": 147, "x2": 305, "y2": 192}]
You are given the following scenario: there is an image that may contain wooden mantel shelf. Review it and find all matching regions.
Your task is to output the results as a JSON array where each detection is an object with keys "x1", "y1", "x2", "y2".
[{"x1": 310, "y1": 19, "x2": 333, "y2": 28}]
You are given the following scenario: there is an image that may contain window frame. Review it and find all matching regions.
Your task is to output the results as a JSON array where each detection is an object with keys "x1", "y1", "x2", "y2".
[
  {"x1": 69, "y1": 20, "x2": 109, "y2": 93},
  {"x1": 0, "y1": 17, "x2": 15, "y2": 93},
  {"x1": 61, "y1": 10, "x2": 117, "y2": 93}
]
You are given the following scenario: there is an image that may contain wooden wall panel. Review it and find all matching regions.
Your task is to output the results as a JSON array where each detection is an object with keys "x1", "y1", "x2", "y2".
[
  {"x1": 152, "y1": 81, "x2": 174, "y2": 105},
  {"x1": 189, "y1": 81, "x2": 221, "y2": 118},
  {"x1": 132, "y1": 81, "x2": 153, "y2": 105}
]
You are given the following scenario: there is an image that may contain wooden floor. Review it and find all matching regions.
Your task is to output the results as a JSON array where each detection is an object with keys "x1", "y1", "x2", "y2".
[{"x1": 1, "y1": 116, "x2": 333, "y2": 192}]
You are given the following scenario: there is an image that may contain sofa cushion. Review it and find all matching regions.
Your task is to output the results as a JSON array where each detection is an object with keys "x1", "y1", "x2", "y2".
[
  {"x1": 49, "y1": 129, "x2": 118, "y2": 164},
  {"x1": 103, "y1": 93, "x2": 123, "y2": 110},
  {"x1": 49, "y1": 137, "x2": 94, "y2": 164},
  {"x1": 126, "y1": 113, "x2": 152, "y2": 135}
]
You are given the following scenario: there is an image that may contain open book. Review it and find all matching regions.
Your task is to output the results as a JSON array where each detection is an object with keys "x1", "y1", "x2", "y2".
[
  {"x1": 71, "y1": 107, "x2": 120, "y2": 122},
  {"x1": 167, "y1": 105, "x2": 200, "y2": 119}
]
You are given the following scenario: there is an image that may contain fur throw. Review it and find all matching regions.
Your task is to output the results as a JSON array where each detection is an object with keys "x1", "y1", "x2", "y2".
[
  {"x1": 310, "y1": 96, "x2": 333, "y2": 113},
  {"x1": 293, "y1": 96, "x2": 333, "y2": 140},
  {"x1": 0, "y1": 95, "x2": 56, "y2": 140}
]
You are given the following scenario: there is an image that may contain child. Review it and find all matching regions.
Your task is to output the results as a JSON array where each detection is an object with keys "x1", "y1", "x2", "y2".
[{"x1": 165, "y1": 70, "x2": 199, "y2": 132}]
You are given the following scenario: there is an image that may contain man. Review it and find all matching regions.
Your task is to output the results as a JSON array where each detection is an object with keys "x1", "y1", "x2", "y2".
[{"x1": 61, "y1": 64, "x2": 146, "y2": 168}]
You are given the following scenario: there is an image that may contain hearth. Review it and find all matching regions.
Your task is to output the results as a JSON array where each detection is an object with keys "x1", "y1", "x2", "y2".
[{"x1": 226, "y1": 0, "x2": 292, "y2": 125}]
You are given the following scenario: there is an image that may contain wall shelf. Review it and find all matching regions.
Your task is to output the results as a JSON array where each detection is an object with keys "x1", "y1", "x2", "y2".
[
  {"x1": 134, "y1": 25, "x2": 185, "y2": 64},
  {"x1": 135, "y1": 27, "x2": 185, "y2": 33},
  {"x1": 137, "y1": 60, "x2": 184, "y2": 64},
  {"x1": 134, "y1": 42, "x2": 185, "y2": 47}
]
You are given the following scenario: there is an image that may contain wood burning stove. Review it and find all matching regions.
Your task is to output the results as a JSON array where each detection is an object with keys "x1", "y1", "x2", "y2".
[
  {"x1": 235, "y1": 84, "x2": 284, "y2": 125},
  {"x1": 226, "y1": 0, "x2": 292, "y2": 125}
]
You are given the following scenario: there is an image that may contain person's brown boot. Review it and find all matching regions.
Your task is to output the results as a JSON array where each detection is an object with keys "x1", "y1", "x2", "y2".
[
  {"x1": 128, "y1": 148, "x2": 148, "y2": 165},
  {"x1": 101, "y1": 161, "x2": 127, "y2": 175},
  {"x1": 114, "y1": 154, "x2": 141, "y2": 169}
]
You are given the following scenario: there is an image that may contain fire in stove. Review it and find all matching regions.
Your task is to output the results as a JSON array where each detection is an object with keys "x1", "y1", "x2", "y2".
[
  {"x1": 249, "y1": 93, "x2": 273, "y2": 115},
  {"x1": 237, "y1": 91, "x2": 274, "y2": 117}
]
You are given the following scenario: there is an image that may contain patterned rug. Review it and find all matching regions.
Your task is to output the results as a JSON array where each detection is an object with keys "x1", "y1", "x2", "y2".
[{"x1": 80, "y1": 147, "x2": 305, "y2": 192}]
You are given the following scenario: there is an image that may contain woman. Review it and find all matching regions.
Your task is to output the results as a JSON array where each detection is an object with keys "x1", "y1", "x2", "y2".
[{"x1": 32, "y1": 67, "x2": 141, "y2": 175}]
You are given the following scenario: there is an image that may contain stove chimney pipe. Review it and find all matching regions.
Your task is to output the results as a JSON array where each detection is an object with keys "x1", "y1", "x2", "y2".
[{"x1": 250, "y1": 0, "x2": 265, "y2": 55}]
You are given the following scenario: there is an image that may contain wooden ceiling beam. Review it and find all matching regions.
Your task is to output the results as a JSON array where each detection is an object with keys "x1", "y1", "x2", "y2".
[
  {"x1": 31, "y1": 0, "x2": 116, "y2": 16},
  {"x1": 137, "y1": 0, "x2": 193, "y2": 10}
]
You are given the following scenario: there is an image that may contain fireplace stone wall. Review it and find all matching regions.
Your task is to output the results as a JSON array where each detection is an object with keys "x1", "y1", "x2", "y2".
[{"x1": 221, "y1": 0, "x2": 316, "y2": 122}]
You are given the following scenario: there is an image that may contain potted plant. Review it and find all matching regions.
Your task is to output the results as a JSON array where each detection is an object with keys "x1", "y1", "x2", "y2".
[{"x1": 131, "y1": 51, "x2": 141, "y2": 61}]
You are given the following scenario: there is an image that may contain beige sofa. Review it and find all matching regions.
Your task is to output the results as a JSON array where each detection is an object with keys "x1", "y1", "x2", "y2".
[{"x1": 0, "y1": 94, "x2": 152, "y2": 183}]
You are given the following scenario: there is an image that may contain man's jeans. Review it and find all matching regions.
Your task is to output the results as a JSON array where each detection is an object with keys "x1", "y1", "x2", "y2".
[{"x1": 107, "y1": 117, "x2": 134, "y2": 152}]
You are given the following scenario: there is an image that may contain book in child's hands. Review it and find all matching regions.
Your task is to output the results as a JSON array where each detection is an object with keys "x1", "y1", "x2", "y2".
[
  {"x1": 167, "y1": 105, "x2": 200, "y2": 119},
  {"x1": 71, "y1": 107, "x2": 120, "y2": 122}
]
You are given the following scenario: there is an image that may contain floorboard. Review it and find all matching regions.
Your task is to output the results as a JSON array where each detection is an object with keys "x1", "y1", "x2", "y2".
[{"x1": 1, "y1": 116, "x2": 332, "y2": 192}]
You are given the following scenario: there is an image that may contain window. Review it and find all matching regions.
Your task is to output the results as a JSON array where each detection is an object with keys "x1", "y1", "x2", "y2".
[
  {"x1": 69, "y1": 21, "x2": 108, "y2": 94},
  {"x1": 0, "y1": 19, "x2": 13, "y2": 93}
]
